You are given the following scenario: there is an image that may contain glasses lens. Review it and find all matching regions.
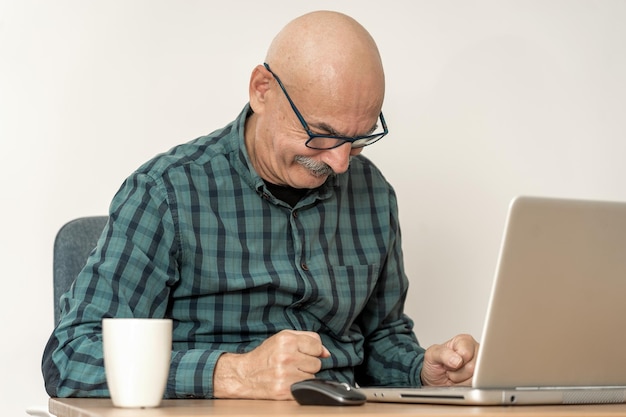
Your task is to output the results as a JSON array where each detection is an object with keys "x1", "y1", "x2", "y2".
[
  {"x1": 306, "y1": 137, "x2": 347, "y2": 150},
  {"x1": 306, "y1": 133, "x2": 386, "y2": 150},
  {"x1": 350, "y1": 134, "x2": 385, "y2": 148}
]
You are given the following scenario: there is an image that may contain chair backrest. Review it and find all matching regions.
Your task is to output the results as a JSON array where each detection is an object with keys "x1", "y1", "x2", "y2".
[{"x1": 53, "y1": 216, "x2": 108, "y2": 324}]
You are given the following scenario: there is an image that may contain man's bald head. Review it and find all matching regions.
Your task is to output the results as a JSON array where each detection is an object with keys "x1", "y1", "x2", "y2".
[{"x1": 265, "y1": 11, "x2": 385, "y2": 106}]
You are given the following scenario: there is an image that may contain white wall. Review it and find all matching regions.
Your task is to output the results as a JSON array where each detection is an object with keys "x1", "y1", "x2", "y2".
[{"x1": 1, "y1": 0, "x2": 625, "y2": 414}]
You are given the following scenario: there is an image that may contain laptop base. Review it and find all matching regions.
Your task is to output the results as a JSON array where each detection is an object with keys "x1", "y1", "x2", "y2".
[{"x1": 361, "y1": 386, "x2": 626, "y2": 406}]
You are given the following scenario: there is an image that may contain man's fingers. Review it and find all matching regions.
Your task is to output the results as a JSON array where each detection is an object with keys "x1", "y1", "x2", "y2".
[
  {"x1": 422, "y1": 334, "x2": 480, "y2": 387},
  {"x1": 446, "y1": 360, "x2": 475, "y2": 385},
  {"x1": 427, "y1": 343, "x2": 462, "y2": 370},
  {"x1": 288, "y1": 330, "x2": 331, "y2": 358},
  {"x1": 443, "y1": 334, "x2": 478, "y2": 369}
]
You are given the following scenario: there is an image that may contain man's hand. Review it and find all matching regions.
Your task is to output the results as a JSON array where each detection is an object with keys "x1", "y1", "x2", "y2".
[
  {"x1": 421, "y1": 334, "x2": 479, "y2": 386},
  {"x1": 213, "y1": 330, "x2": 331, "y2": 400}
]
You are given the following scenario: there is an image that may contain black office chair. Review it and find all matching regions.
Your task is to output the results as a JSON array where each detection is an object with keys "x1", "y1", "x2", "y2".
[{"x1": 52, "y1": 216, "x2": 108, "y2": 324}]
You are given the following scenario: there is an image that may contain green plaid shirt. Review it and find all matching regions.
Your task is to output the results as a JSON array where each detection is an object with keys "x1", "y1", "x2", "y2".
[{"x1": 43, "y1": 105, "x2": 425, "y2": 399}]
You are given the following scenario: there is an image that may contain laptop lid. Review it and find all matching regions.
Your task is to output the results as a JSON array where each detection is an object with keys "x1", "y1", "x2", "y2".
[{"x1": 363, "y1": 196, "x2": 626, "y2": 405}]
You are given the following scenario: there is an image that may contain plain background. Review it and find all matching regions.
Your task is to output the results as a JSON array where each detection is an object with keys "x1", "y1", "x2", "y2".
[{"x1": 1, "y1": 0, "x2": 625, "y2": 414}]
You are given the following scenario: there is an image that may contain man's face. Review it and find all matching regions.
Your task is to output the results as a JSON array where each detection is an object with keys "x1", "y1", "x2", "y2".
[
  {"x1": 252, "y1": 72, "x2": 380, "y2": 189},
  {"x1": 262, "y1": 115, "x2": 365, "y2": 189}
]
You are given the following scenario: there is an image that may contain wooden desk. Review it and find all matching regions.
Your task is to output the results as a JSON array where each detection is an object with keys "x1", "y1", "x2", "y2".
[{"x1": 49, "y1": 397, "x2": 626, "y2": 417}]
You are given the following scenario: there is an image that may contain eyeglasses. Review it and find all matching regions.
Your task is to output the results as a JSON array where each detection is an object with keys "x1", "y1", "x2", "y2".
[{"x1": 263, "y1": 63, "x2": 388, "y2": 150}]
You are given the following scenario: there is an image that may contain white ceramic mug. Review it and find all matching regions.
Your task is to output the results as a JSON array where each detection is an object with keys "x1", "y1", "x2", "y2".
[{"x1": 102, "y1": 318, "x2": 172, "y2": 408}]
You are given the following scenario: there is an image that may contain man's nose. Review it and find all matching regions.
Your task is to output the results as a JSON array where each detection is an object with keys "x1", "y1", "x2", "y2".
[{"x1": 320, "y1": 143, "x2": 356, "y2": 174}]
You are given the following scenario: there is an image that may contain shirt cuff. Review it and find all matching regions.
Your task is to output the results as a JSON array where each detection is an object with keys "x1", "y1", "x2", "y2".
[{"x1": 166, "y1": 349, "x2": 225, "y2": 398}]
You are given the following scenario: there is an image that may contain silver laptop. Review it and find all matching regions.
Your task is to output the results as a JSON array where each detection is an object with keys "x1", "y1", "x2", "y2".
[{"x1": 362, "y1": 196, "x2": 626, "y2": 405}]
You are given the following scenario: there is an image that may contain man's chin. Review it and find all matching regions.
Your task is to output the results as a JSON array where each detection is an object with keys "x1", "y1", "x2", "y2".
[{"x1": 291, "y1": 173, "x2": 331, "y2": 189}]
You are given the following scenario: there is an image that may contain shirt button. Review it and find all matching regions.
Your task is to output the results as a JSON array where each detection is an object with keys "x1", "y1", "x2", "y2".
[
  {"x1": 301, "y1": 263, "x2": 309, "y2": 271},
  {"x1": 292, "y1": 210, "x2": 298, "y2": 218}
]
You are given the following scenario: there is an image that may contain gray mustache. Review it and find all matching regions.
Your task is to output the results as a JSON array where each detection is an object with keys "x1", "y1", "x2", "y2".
[{"x1": 294, "y1": 156, "x2": 335, "y2": 178}]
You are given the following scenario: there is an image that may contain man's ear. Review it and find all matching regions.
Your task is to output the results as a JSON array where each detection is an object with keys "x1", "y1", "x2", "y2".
[{"x1": 249, "y1": 64, "x2": 272, "y2": 114}]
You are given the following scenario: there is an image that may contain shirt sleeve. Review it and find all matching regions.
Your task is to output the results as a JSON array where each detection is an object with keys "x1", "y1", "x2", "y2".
[
  {"x1": 42, "y1": 171, "x2": 224, "y2": 399},
  {"x1": 355, "y1": 186, "x2": 426, "y2": 387}
]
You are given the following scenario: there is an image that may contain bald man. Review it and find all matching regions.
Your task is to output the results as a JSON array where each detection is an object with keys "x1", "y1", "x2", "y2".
[{"x1": 42, "y1": 11, "x2": 478, "y2": 401}]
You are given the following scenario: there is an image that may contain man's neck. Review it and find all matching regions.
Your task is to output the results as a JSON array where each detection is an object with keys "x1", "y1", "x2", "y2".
[{"x1": 263, "y1": 181, "x2": 307, "y2": 207}]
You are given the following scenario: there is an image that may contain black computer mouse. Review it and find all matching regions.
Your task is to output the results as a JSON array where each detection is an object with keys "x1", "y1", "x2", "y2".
[{"x1": 291, "y1": 378, "x2": 366, "y2": 406}]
